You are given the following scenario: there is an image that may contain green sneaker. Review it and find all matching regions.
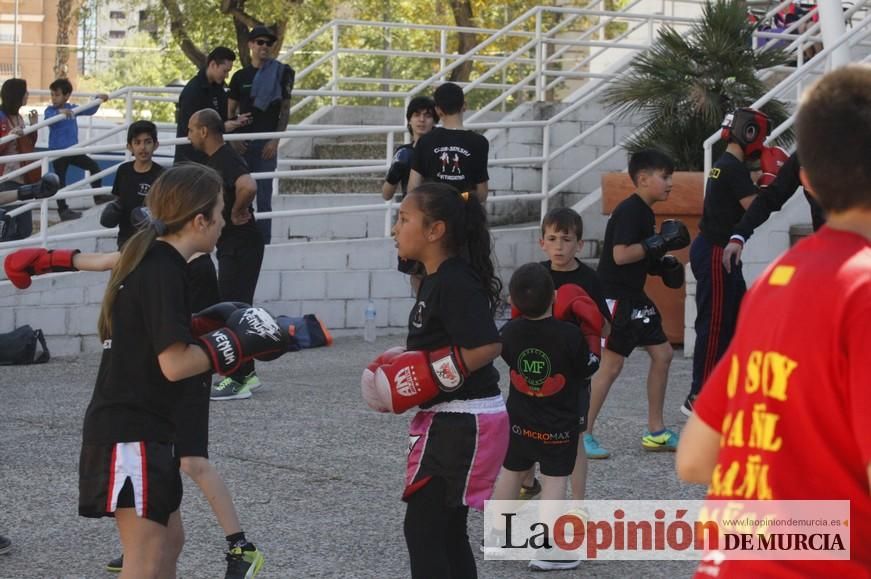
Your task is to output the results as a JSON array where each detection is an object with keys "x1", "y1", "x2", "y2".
[
  {"x1": 244, "y1": 371, "x2": 262, "y2": 392},
  {"x1": 642, "y1": 428, "x2": 679, "y2": 452},
  {"x1": 210, "y1": 376, "x2": 252, "y2": 401},
  {"x1": 583, "y1": 433, "x2": 610, "y2": 459},
  {"x1": 225, "y1": 544, "x2": 264, "y2": 579}
]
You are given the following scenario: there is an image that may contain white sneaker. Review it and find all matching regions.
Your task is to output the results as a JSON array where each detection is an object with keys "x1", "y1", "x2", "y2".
[{"x1": 528, "y1": 559, "x2": 581, "y2": 571}]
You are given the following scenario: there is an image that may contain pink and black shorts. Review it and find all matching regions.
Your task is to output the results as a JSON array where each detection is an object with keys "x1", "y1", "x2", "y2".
[{"x1": 403, "y1": 395, "x2": 509, "y2": 511}]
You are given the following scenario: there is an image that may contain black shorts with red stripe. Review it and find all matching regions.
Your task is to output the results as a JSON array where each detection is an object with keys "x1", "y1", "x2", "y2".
[
  {"x1": 79, "y1": 441, "x2": 183, "y2": 526},
  {"x1": 604, "y1": 295, "x2": 668, "y2": 357}
]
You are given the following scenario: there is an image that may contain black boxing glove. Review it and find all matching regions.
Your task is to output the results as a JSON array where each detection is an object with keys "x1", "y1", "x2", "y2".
[
  {"x1": 197, "y1": 307, "x2": 292, "y2": 375},
  {"x1": 99, "y1": 199, "x2": 123, "y2": 228},
  {"x1": 16, "y1": 173, "x2": 61, "y2": 201}
]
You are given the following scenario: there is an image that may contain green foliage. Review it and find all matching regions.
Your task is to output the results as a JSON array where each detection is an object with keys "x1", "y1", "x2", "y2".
[
  {"x1": 603, "y1": 0, "x2": 791, "y2": 170},
  {"x1": 78, "y1": 34, "x2": 196, "y2": 122}
]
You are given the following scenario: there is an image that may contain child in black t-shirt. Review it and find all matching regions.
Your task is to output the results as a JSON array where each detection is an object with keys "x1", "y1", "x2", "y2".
[
  {"x1": 522, "y1": 207, "x2": 612, "y2": 499},
  {"x1": 685, "y1": 108, "x2": 772, "y2": 415},
  {"x1": 361, "y1": 182, "x2": 506, "y2": 579},
  {"x1": 407, "y1": 82, "x2": 489, "y2": 202},
  {"x1": 382, "y1": 96, "x2": 437, "y2": 201},
  {"x1": 99, "y1": 121, "x2": 163, "y2": 249},
  {"x1": 383, "y1": 96, "x2": 438, "y2": 280},
  {"x1": 75, "y1": 164, "x2": 290, "y2": 577},
  {"x1": 592, "y1": 149, "x2": 690, "y2": 457},
  {"x1": 490, "y1": 262, "x2": 595, "y2": 572}
]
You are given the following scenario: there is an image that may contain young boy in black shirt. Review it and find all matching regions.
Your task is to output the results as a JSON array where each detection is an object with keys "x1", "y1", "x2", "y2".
[
  {"x1": 407, "y1": 82, "x2": 489, "y2": 202},
  {"x1": 99, "y1": 121, "x2": 163, "y2": 249},
  {"x1": 491, "y1": 262, "x2": 594, "y2": 572},
  {"x1": 685, "y1": 108, "x2": 776, "y2": 415},
  {"x1": 591, "y1": 149, "x2": 690, "y2": 457}
]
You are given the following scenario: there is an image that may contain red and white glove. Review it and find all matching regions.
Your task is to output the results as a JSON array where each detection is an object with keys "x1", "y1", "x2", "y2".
[
  {"x1": 553, "y1": 284, "x2": 605, "y2": 375},
  {"x1": 372, "y1": 346, "x2": 469, "y2": 414},
  {"x1": 361, "y1": 346, "x2": 407, "y2": 412},
  {"x1": 757, "y1": 146, "x2": 789, "y2": 188},
  {"x1": 4, "y1": 248, "x2": 80, "y2": 289}
]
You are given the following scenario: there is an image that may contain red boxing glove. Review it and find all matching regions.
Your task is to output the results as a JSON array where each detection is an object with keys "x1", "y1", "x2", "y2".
[
  {"x1": 4, "y1": 248, "x2": 80, "y2": 289},
  {"x1": 757, "y1": 146, "x2": 789, "y2": 188},
  {"x1": 373, "y1": 346, "x2": 469, "y2": 414},
  {"x1": 553, "y1": 284, "x2": 605, "y2": 364},
  {"x1": 361, "y1": 346, "x2": 407, "y2": 412}
]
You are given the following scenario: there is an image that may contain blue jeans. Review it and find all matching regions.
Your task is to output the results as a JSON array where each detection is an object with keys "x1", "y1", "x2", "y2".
[{"x1": 243, "y1": 140, "x2": 278, "y2": 245}]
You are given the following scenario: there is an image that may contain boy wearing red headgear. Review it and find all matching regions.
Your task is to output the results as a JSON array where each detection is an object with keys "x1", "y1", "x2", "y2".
[{"x1": 683, "y1": 108, "x2": 787, "y2": 415}]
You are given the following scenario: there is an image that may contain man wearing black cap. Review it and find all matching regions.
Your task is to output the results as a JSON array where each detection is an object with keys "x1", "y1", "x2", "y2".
[{"x1": 228, "y1": 25, "x2": 295, "y2": 245}]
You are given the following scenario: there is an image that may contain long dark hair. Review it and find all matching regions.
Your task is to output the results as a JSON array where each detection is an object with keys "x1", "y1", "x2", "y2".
[
  {"x1": 410, "y1": 182, "x2": 502, "y2": 313},
  {"x1": 0, "y1": 78, "x2": 27, "y2": 116},
  {"x1": 98, "y1": 164, "x2": 222, "y2": 341}
]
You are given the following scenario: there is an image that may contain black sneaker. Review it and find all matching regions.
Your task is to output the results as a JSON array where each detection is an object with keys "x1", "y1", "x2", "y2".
[
  {"x1": 105, "y1": 554, "x2": 122, "y2": 573},
  {"x1": 58, "y1": 208, "x2": 82, "y2": 221},
  {"x1": 225, "y1": 543, "x2": 264, "y2": 579},
  {"x1": 681, "y1": 394, "x2": 696, "y2": 418},
  {"x1": 0, "y1": 535, "x2": 11, "y2": 555},
  {"x1": 518, "y1": 477, "x2": 542, "y2": 500}
]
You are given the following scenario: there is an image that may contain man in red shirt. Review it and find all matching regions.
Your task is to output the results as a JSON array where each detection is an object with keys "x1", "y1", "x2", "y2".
[{"x1": 676, "y1": 65, "x2": 871, "y2": 577}]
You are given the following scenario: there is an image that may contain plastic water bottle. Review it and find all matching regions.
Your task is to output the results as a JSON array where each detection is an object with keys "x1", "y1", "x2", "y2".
[{"x1": 364, "y1": 300, "x2": 377, "y2": 343}]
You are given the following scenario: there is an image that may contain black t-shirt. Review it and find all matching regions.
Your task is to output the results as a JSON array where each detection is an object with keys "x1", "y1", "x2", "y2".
[
  {"x1": 699, "y1": 152, "x2": 756, "y2": 246},
  {"x1": 406, "y1": 256, "x2": 500, "y2": 406},
  {"x1": 500, "y1": 317, "x2": 587, "y2": 433},
  {"x1": 596, "y1": 193, "x2": 655, "y2": 299},
  {"x1": 175, "y1": 68, "x2": 229, "y2": 164},
  {"x1": 411, "y1": 127, "x2": 489, "y2": 193},
  {"x1": 541, "y1": 258, "x2": 612, "y2": 323},
  {"x1": 228, "y1": 63, "x2": 294, "y2": 135},
  {"x1": 112, "y1": 161, "x2": 165, "y2": 249},
  {"x1": 206, "y1": 143, "x2": 258, "y2": 239},
  {"x1": 82, "y1": 241, "x2": 195, "y2": 444},
  {"x1": 385, "y1": 143, "x2": 414, "y2": 195}
]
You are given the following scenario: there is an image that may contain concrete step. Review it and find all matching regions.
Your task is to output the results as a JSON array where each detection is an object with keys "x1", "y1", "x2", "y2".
[
  {"x1": 269, "y1": 194, "x2": 388, "y2": 242},
  {"x1": 312, "y1": 142, "x2": 389, "y2": 160},
  {"x1": 278, "y1": 176, "x2": 383, "y2": 195}
]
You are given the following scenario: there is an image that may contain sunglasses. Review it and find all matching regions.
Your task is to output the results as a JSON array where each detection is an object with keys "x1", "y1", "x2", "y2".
[{"x1": 253, "y1": 39, "x2": 275, "y2": 47}]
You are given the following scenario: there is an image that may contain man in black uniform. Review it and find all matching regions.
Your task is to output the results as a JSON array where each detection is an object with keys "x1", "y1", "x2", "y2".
[
  {"x1": 382, "y1": 96, "x2": 437, "y2": 201},
  {"x1": 174, "y1": 47, "x2": 251, "y2": 165},
  {"x1": 188, "y1": 108, "x2": 264, "y2": 400},
  {"x1": 228, "y1": 25, "x2": 295, "y2": 245},
  {"x1": 721, "y1": 150, "x2": 824, "y2": 272},
  {"x1": 407, "y1": 82, "x2": 488, "y2": 202}
]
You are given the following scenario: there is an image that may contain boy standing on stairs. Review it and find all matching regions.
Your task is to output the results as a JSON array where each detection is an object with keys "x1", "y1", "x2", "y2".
[{"x1": 407, "y1": 82, "x2": 489, "y2": 203}]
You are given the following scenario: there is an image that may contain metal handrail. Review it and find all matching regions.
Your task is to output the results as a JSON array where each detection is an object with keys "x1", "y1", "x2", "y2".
[{"x1": 1, "y1": 3, "x2": 827, "y2": 253}]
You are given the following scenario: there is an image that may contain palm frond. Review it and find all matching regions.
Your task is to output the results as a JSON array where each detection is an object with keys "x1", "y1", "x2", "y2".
[{"x1": 604, "y1": 0, "x2": 793, "y2": 170}]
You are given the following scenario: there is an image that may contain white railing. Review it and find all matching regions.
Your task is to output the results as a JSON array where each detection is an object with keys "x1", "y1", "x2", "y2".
[
  {"x1": 0, "y1": 2, "x2": 830, "y2": 254},
  {"x1": 702, "y1": 6, "x2": 871, "y2": 180}
]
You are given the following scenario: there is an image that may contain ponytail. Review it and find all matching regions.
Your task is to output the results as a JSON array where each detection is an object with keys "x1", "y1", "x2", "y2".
[
  {"x1": 98, "y1": 227, "x2": 158, "y2": 341},
  {"x1": 97, "y1": 164, "x2": 222, "y2": 341},
  {"x1": 411, "y1": 183, "x2": 503, "y2": 313}
]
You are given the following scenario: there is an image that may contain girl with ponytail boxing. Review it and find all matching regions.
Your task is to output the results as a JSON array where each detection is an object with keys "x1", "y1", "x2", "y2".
[{"x1": 361, "y1": 182, "x2": 507, "y2": 578}]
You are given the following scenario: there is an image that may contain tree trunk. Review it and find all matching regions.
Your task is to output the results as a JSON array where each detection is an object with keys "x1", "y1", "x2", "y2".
[
  {"x1": 54, "y1": 0, "x2": 73, "y2": 78},
  {"x1": 447, "y1": 0, "x2": 477, "y2": 83},
  {"x1": 160, "y1": 0, "x2": 207, "y2": 68}
]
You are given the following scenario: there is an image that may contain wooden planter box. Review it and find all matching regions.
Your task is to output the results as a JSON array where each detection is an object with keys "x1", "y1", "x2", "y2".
[{"x1": 601, "y1": 171, "x2": 705, "y2": 345}]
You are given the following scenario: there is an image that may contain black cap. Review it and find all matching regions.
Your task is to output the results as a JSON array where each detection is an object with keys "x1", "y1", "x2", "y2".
[{"x1": 249, "y1": 25, "x2": 277, "y2": 42}]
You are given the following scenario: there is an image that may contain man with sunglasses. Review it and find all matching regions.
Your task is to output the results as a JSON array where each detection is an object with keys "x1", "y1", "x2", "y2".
[{"x1": 228, "y1": 24, "x2": 295, "y2": 245}]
